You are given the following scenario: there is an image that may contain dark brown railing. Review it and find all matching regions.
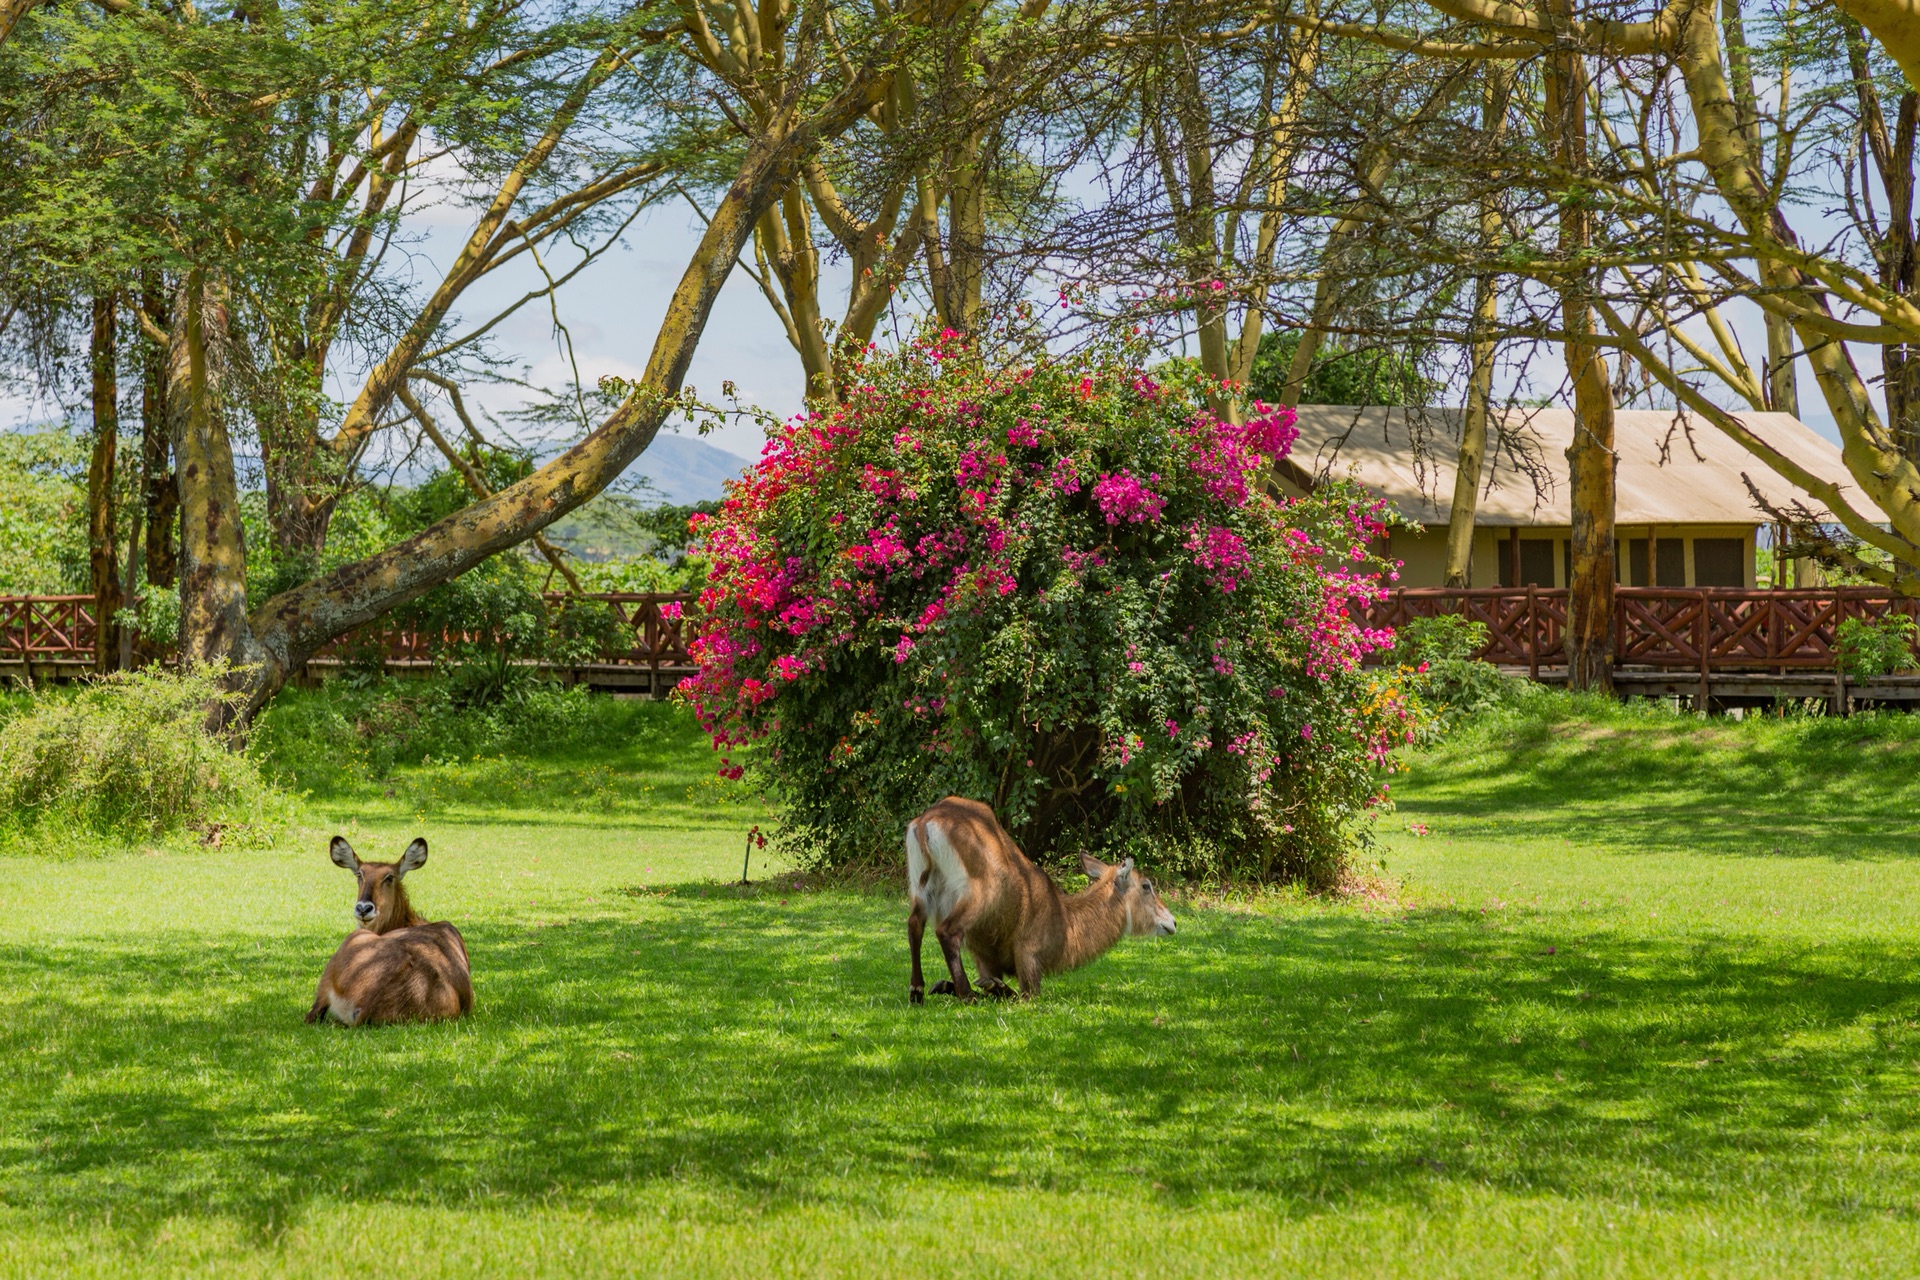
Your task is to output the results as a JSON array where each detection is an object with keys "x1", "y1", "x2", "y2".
[
  {"x1": 11, "y1": 587, "x2": 1920, "y2": 684},
  {"x1": 1, "y1": 592, "x2": 698, "y2": 673},
  {"x1": 0, "y1": 595, "x2": 103, "y2": 664},
  {"x1": 1364, "y1": 587, "x2": 1920, "y2": 678}
]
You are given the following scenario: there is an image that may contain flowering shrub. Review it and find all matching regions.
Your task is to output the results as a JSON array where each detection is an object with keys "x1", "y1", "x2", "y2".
[{"x1": 680, "y1": 335, "x2": 1414, "y2": 885}]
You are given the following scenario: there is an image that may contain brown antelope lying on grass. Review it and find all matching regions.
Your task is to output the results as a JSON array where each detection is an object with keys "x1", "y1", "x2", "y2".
[
  {"x1": 905, "y1": 796, "x2": 1176, "y2": 1003},
  {"x1": 306, "y1": 837, "x2": 472, "y2": 1026}
]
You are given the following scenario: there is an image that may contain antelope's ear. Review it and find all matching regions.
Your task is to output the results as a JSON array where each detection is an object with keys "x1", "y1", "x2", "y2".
[
  {"x1": 396, "y1": 838, "x2": 429, "y2": 878},
  {"x1": 1079, "y1": 851, "x2": 1109, "y2": 880},
  {"x1": 1115, "y1": 857, "x2": 1135, "y2": 889},
  {"x1": 329, "y1": 837, "x2": 360, "y2": 871}
]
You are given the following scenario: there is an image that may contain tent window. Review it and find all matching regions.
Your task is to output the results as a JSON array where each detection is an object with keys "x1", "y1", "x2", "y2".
[
  {"x1": 1498, "y1": 537, "x2": 1561, "y2": 587},
  {"x1": 1520, "y1": 540, "x2": 1555, "y2": 587},
  {"x1": 1694, "y1": 537, "x2": 1745, "y2": 587}
]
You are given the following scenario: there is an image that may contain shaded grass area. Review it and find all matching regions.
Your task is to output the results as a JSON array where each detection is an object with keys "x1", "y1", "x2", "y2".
[
  {"x1": 252, "y1": 684, "x2": 764, "y2": 834},
  {"x1": 2, "y1": 691, "x2": 1920, "y2": 1274},
  {"x1": 1390, "y1": 691, "x2": 1920, "y2": 861}
]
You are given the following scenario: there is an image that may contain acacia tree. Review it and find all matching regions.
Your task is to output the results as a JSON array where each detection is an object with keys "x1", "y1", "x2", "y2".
[
  {"x1": 1402, "y1": 0, "x2": 1920, "y2": 592},
  {"x1": 5, "y1": 0, "x2": 977, "y2": 725},
  {"x1": 725, "y1": 0, "x2": 1083, "y2": 404}
]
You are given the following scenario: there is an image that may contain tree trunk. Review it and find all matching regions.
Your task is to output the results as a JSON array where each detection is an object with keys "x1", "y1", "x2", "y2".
[
  {"x1": 141, "y1": 277, "x2": 178, "y2": 592},
  {"x1": 87, "y1": 294, "x2": 122, "y2": 674},
  {"x1": 174, "y1": 96, "x2": 877, "y2": 729},
  {"x1": 1444, "y1": 64, "x2": 1512, "y2": 588},
  {"x1": 1880, "y1": 91, "x2": 1919, "y2": 462},
  {"x1": 176, "y1": 269, "x2": 267, "y2": 694},
  {"x1": 1445, "y1": 281, "x2": 1498, "y2": 587},
  {"x1": 1548, "y1": 32, "x2": 1616, "y2": 692}
]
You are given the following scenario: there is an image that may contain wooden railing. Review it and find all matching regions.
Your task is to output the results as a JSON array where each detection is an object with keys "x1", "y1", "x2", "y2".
[
  {"x1": 12, "y1": 587, "x2": 1919, "y2": 682},
  {"x1": 0, "y1": 595, "x2": 103, "y2": 665},
  {"x1": 1, "y1": 592, "x2": 698, "y2": 672},
  {"x1": 1365, "y1": 587, "x2": 1920, "y2": 677}
]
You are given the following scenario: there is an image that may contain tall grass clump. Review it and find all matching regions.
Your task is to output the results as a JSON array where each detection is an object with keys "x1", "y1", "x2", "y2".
[
  {"x1": 0, "y1": 666, "x2": 289, "y2": 850},
  {"x1": 249, "y1": 678, "x2": 660, "y2": 796}
]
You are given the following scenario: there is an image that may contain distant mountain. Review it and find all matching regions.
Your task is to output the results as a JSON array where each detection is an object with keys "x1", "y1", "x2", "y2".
[{"x1": 625, "y1": 433, "x2": 751, "y2": 506}]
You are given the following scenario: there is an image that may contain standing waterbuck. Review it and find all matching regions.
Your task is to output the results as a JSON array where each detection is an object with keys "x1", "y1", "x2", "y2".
[
  {"x1": 306, "y1": 836, "x2": 473, "y2": 1026},
  {"x1": 905, "y1": 796, "x2": 1176, "y2": 1003}
]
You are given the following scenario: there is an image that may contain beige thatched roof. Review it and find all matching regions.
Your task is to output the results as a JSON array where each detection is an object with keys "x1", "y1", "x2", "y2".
[{"x1": 1287, "y1": 405, "x2": 1884, "y2": 528}]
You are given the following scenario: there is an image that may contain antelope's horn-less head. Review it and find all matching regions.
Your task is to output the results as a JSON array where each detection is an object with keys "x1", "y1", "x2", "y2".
[{"x1": 1125, "y1": 862, "x2": 1178, "y2": 939}]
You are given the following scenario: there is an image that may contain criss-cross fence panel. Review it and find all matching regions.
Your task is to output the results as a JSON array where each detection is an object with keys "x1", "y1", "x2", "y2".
[
  {"x1": 306, "y1": 592, "x2": 698, "y2": 669},
  {"x1": 1360, "y1": 587, "x2": 1567, "y2": 670},
  {"x1": 1368, "y1": 586, "x2": 1920, "y2": 674},
  {"x1": 586, "y1": 593, "x2": 694, "y2": 668},
  {"x1": 0, "y1": 595, "x2": 99, "y2": 664},
  {"x1": 1, "y1": 592, "x2": 699, "y2": 671}
]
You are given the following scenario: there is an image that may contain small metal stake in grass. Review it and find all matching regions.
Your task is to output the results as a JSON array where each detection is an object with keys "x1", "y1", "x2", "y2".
[{"x1": 742, "y1": 824, "x2": 764, "y2": 884}]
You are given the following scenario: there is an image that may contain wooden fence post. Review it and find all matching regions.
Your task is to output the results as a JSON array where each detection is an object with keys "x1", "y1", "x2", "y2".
[
  {"x1": 1694, "y1": 589, "x2": 1710, "y2": 712},
  {"x1": 1526, "y1": 584, "x2": 1539, "y2": 682}
]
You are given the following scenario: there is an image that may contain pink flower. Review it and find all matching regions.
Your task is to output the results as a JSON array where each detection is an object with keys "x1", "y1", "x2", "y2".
[
  {"x1": 1165, "y1": 719, "x2": 1179, "y2": 738},
  {"x1": 659, "y1": 601, "x2": 684, "y2": 621},
  {"x1": 1050, "y1": 456, "x2": 1082, "y2": 494},
  {"x1": 1300, "y1": 723, "x2": 1313, "y2": 741},
  {"x1": 1186, "y1": 524, "x2": 1251, "y2": 592},
  {"x1": 1091, "y1": 471, "x2": 1166, "y2": 524},
  {"x1": 1243, "y1": 405, "x2": 1300, "y2": 458}
]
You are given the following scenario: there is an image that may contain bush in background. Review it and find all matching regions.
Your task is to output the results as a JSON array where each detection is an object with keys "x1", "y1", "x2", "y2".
[
  {"x1": 0, "y1": 666, "x2": 289, "y2": 848},
  {"x1": 1835, "y1": 614, "x2": 1919, "y2": 680},
  {"x1": 0, "y1": 428, "x2": 89, "y2": 594},
  {"x1": 681, "y1": 334, "x2": 1415, "y2": 886},
  {"x1": 250, "y1": 678, "x2": 624, "y2": 793},
  {"x1": 1383, "y1": 615, "x2": 1521, "y2": 735}
]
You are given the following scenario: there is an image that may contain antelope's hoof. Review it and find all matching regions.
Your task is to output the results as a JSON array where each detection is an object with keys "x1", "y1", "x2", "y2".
[
  {"x1": 930, "y1": 980, "x2": 955, "y2": 996},
  {"x1": 909, "y1": 987, "x2": 925, "y2": 1005},
  {"x1": 983, "y1": 982, "x2": 1015, "y2": 1000}
]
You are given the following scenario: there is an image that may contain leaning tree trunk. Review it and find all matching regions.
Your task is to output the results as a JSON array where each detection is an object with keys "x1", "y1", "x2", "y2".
[
  {"x1": 87, "y1": 293, "x2": 122, "y2": 674},
  {"x1": 1445, "y1": 286, "x2": 1498, "y2": 587},
  {"x1": 1548, "y1": 27, "x2": 1616, "y2": 692},
  {"x1": 1444, "y1": 63, "x2": 1512, "y2": 588},
  {"x1": 176, "y1": 83, "x2": 890, "y2": 731}
]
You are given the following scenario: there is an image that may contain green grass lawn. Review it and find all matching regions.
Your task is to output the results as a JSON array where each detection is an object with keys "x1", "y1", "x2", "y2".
[{"x1": 2, "y1": 691, "x2": 1919, "y2": 1276}]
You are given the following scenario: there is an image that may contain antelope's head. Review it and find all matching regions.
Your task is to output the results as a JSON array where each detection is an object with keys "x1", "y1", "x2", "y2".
[
  {"x1": 1080, "y1": 852, "x2": 1177, "y2": 937},
  {"x1": 329, "y1": 836, "x2": 428, "y2": 933}
]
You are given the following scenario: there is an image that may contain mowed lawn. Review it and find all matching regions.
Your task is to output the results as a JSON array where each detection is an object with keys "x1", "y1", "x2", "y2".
[{"x1": 2, "y1": 696, "x2": 1919, "y2": 1277}]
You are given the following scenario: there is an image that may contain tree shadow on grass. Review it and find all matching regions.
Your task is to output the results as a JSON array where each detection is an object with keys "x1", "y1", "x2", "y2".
[
  {"x1": 1400, "y1": 719, "x2": 1920, "y2": 861},
  {"x1": 2, "y1": 893, "x2": 1917, "y2": 1238}
]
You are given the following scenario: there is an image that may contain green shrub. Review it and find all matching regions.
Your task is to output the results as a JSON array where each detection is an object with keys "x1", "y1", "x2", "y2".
[
  {"x1": 1384, "y1": 614, "x2": 1520, "y2": 733},
  {"x1": 1835, "y1": 614, "x2": 1919, "y2": 680},
  {"x1": 0, "y1": 666, "x2": 289, "y2": 848},
  {"x1": 0, "y1": 427, "x2": 88, "y2": 594},
  {"x1": 250, "y1": 677, "x2": 626, "y2": 794}
]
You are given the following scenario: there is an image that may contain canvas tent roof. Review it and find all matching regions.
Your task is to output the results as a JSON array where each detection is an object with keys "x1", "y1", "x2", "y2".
[{"x1": 1287, "y1": 405, "x2": 1884, "y2": 528}]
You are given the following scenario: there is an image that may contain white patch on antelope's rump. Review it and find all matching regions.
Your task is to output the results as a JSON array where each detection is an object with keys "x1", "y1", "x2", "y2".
[
  {"x1": 909, "y1": 819, "x2": 972, "y2": 924},
  {"x1": 327, "y1": 991, "x2": 362, "y2": 1026}
]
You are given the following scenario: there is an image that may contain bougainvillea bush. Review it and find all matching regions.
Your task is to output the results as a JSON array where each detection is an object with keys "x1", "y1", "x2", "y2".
[{"x1": 680, "y1": 335, "x2": 1414, "y2": 885}]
